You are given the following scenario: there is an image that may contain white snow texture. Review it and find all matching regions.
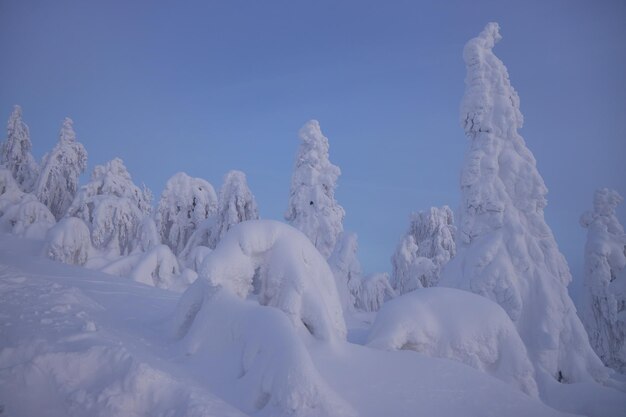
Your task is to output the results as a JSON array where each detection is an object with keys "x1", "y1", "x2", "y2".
[
  {"x1": 285, "y1": 120, "x2": 345, "y2": 258},
  {"x1": 0, "y1": 105, "x2": 39, "y2": 192},
  {"x1": 581, "y1": 188, "x2": 626, "y2": 372},
  {"x1": 35, "y1": 117, "x2": 87, "y2": 220},
  {"x1": 367, "y1": 287, "x2": 539, "y2": 397},
  {"x1": 440, "y1": 22, "x2": 607, "y2": 387},
  {"x1": 391, "y1": 206, "x2": 456, "y2": 294}
]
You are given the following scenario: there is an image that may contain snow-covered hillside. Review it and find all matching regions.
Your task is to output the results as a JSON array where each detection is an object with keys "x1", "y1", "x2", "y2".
[{"x1": 1, "y1": 231, "x2": 625, "y2": 417}]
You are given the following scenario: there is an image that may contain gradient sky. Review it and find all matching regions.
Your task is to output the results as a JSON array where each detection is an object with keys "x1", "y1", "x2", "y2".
[{"x1": 1, "y1": 0, "x2": 625, "y2": 300}]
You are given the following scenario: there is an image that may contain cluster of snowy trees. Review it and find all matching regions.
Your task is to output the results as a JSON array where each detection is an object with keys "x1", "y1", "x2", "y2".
[{"x1": 2, "y1": 22, "x2": 625, "y2": 412}]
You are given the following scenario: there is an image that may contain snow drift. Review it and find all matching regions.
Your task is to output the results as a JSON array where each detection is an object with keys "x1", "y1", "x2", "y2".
[
  {"x1": 177, "y1": 220, "x2": 347, "y2": 343},
  {"x1": 367, "y1": 287, "x2": 539, "y2": 397}
]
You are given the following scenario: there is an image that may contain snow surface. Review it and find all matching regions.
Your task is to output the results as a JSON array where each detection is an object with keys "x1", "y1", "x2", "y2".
[
  {"x1": 1, "y1": 232, "x2": 600, "y2": 417},
  {"x1": 367, "y1": 287, "x2": 539, "y2": 397},
  {"x1": 180, "y1": 220, "x2": 347, "y2": 343}
]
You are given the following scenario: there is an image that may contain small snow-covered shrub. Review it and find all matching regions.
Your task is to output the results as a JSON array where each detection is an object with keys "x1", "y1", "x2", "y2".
[
  {"x1": 156, "y1": 172, "x2": 217, "y2": 255},
  {"x1": 178, "y1": 220, "x2": 346, "y2": 343},
  {"x1": 0, "y1": 195, "x2": 56, "y2": 239},
  {"x1": 353, "y1": 272, "x2": 396, "y2": 312},
  {"x1": 0, "y1": 168, "x2": 26, "y2": 214},
  {"x1": 367, "y1": 287, "x2": 538, "y2": 397},
  {"x1": 44, "y1": 217, "x2": 92, "y2": 265},
  {"x1": 67, "y1": 158, "x2": 152, "y2": 256},
  {"x1": 172, "y1": 281, "x2": 355, "y2": 417}
]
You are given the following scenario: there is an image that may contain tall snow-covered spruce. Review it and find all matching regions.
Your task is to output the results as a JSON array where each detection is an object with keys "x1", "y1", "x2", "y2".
[
  {"x1": 35, "y1": 118, "x2": 87, "y2": 219},
  {"x1": 285, "y1": 120, "x2": 345, "y2": 258},
  {"x1": 580, "y1": 188, "x2": 626, "y2": 372},
  {"x1": 1, "y1": 105, "x2": 39, "y2": 192},
  {"x1": 440, "y1": 23, "x2": 607, "y2": 387}
]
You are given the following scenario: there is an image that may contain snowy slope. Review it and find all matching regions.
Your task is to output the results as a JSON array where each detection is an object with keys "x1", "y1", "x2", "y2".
[{"x1": 0, "y1": 233, "x2": 613, "y2": 417}]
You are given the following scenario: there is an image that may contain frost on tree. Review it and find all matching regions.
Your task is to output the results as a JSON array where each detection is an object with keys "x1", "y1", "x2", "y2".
[
  {"x1": 391, "y1": 206, "x2": 456, "y2": 294},
  {"x1": 67, "y1": 158, "x2": 152, "y2": 257},
  {"x1": 353, "y1": 273, "x2": 396, "y2": 312},
  {"x1": 328, "y1": 232, "x2": 362, "y2": 310},
  {"x1": 35, "y1": 117, "x2": 87, "y2": 220},
  {"x1": 580, "y1": 188, "x2": 626, "y2": 372},
  {"x1": 439, "y1": 23, "x2": 607, "y2": 386},
  {"x1": 210, "y1": 170, "x2": 258, "y2": 249},
  {"x1": 0, "y1": 168, "x2": 55, "y2": 239},
  {"x1": 44, "y1": 217, "x2": 93, "y2": 266},
  {"x1": 285, "y1": 120, "x2": 345, "y2": 258},
  {"x1": 156, "y1": 172, "x2": 218, "y2": 255},
  {"x1": 0, "y1": 105, "x2": 39, "y2": 191}
]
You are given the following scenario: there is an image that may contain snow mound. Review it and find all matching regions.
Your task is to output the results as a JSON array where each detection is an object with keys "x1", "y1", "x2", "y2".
[
  {"x1": 173, "y1": 281, "x2": 355, "y2": 417},
  {"x1": 44, "y1": 217, "x2": 93, "y2": 265},
  {"x1": 189, "y1": 219, "x2": 347, "y2": 342},
  {"x1": 367, "y1": 287, "x2": 539, "y2": 397},
  {"x1": 0, "y1": 195, "x2": 55, "y2": 239},
  {"x1": 101, "y1": 244, "x2": 194, "y2": 292}
]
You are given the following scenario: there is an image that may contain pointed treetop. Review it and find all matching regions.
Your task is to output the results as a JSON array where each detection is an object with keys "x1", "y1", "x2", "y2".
[
  {"x1": 10, "y1": 104, "x2": 22, "y2": 118},
  {"x1": 461, "y1": 22, "x2": 523, "y2": 138},
  {"x1": 59, "y1": 117, "x2": 76, "y2": 142}
]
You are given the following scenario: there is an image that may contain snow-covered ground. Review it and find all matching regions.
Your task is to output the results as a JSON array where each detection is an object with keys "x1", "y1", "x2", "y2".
[{"x1": 1, "y1": 232, "x2": 624, "y2": 417}]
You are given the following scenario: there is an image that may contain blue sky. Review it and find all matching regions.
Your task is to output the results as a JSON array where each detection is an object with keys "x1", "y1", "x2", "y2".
[{"x1": 1, "y1": 0, "x2": 625, "y2": 297}]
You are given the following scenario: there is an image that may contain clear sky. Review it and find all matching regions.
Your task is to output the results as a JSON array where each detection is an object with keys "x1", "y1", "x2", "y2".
[{"x1": 1, "y1": 0, "x2": 625, "y2": 299}]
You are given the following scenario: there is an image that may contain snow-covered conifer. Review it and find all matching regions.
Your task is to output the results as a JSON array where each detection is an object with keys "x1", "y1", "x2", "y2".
[
  {"x1": 328, "y1": 232, "x2": 362, "y2": 310},
  {"x1": 156, "y1": 172, "x2": 218, "y2": 255},
  {"x1": 44, "y1": 217, "x2": 93, "y2": 265},
  {"x1": 210, "y1": 170, "x2": 258, "y2": 248},
  {"x1": 390, "y1": 234, "x2": 436, "y2": 294},
  {"x1": 353, "y1": 273, "x2": 395, "y2": 312},
  {"x1": 285, "y1": 120, "x2": 345, "y2": 258},
  {"x1": 440, "y1": 23, "x2": 607, "y2": 385},
  {"x1": 580, "y1": 188, "x2": 626, "y2": 372},
  {"x1": 391, "y1": 206, "x2": 455, "y2": 293},
  {"x1": 67, "y1": 158, "x2": 152, "y2": 256},
  {"x1": 0, "y1": 105, "x2": 39, "y2": 191},
  {"x1": 0, "y1": 195, "x2": 55, "y2": 239},
  {"x1": 35, "y1": 118, "x2": 87, "y2": 219}
]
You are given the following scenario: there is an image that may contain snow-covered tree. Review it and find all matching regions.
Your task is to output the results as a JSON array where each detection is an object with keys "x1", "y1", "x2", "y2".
[
  {"x1": 580, "y1": 188, "x2": 626, "y2": 372},
  {"x1": 328, "y1": 232, "x2": 362, "y2": 310},
  {"x1": 353, "y1": 272, "x2": 395, "y2": 312},
  {"x1": 390, "y1": 234, "x2": 436, "y2": 294},
  {"x1": 35, "y1": 117, "x2": 87, "y2": 219},
  {"x1": 0, "y1": 195, "x2": 55, "y2": 239},
  {"x1": 210, "y1": 170, "x2": 258, "y2": 248},
  {"x1": 285, "y1": 120, "x2": 345, "y2": 258},
  {"x1": 67, "y1": 158, "x2": 152, "y2": 257},
  {"x1": 391, "y1": 206, "x2": 456, "y2": 293},
  {"x1": 156, "y1": 172, "x2": 218, "y2": 255},
  {"x1": 0, "y1": 105, "x2": 39, "y2": 191},
  {"x1": 44, "y1": 217, "x2": 93, "y2": 266},
  {"x1": 439, "y1": 23, "x2": 607, "y2": 386}
]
